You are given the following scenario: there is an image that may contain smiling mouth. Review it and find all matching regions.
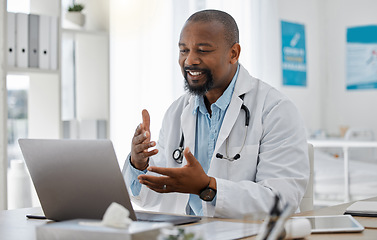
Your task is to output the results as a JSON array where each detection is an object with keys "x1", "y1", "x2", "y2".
[{"x1": 186, "y1": 70, "x2": 203, "y2": 76}]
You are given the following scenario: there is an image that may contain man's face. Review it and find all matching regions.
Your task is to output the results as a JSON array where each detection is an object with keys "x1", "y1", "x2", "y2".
[{"x1": 178, "y1": 21, "x2": 235, "y2": 96}]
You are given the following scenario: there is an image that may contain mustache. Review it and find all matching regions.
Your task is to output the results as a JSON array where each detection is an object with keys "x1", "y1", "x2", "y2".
[{"x1": 184, "y1": 66, "x2": 209, "y2": 72}]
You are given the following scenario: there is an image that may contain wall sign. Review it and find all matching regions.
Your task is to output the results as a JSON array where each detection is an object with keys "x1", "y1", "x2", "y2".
[
  {"x1": 281, "y1": 20, "x2": 307, "y2": 87},
  {"x1": 346, "y1": 25, "x2": 377, "y2": 90}
]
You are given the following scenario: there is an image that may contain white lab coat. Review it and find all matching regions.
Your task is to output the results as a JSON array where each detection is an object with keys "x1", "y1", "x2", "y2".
[{"x1": 123, "y1": 64, "x2": 309, "y2": 219}]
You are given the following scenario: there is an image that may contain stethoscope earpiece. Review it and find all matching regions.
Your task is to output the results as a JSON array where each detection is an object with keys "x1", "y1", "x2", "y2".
[{"x1": 215, "y1": 152, "x2": 241, "y2": 161}]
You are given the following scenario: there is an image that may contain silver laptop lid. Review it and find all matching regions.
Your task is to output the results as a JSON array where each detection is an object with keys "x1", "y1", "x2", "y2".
[{"x1": 18, "y1": 139, "x2": 137, "y2": 221}]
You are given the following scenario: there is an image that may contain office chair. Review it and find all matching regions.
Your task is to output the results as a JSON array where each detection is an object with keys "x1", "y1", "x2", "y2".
[{"x1": 299, "y1": 143, "x2": 314, "y2": 212}]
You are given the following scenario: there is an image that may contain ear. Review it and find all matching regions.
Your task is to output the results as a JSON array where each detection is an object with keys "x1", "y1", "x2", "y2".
[{"x1": 229, "y1": 43, "x2": 241, "y2": 64}]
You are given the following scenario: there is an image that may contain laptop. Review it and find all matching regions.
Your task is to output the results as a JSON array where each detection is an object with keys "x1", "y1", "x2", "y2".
[{"x1": 18, "y1": 138, "x2": 201, "y2": 225}]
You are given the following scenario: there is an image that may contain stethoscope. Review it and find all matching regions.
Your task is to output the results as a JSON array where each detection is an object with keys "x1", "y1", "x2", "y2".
[{"x1": 172, "y1": 94, "x2": 250, "y2": 164}]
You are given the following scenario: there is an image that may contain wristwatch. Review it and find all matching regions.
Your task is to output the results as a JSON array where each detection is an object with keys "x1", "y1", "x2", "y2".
[{"x1": 199, "y1": 177, "x2": 217, "y2": 201}]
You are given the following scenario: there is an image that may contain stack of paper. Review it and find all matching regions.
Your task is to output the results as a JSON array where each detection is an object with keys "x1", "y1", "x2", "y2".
[
  {"x1": 345, "y1": 201, "x2": 377, "y2": 217},
  {"x1": 182, "y1": 221, "x2": 260, "y2": 240},
  {"x1": 36, "y1": 219, "x2": 172, "y2": 240}
]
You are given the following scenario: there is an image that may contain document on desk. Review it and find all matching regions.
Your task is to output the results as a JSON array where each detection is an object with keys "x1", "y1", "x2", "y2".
[
  {"x1": 36, "y1": 219, "x2": 172, "y2": 240},
  {"x1": 183, "y1": 221, "x2": 260, "y2": 240},
  {"x1": 345, "y1": 201, "x2": 377, "y2": 217}
]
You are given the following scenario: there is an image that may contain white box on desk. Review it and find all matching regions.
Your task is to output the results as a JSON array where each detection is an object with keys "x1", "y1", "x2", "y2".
[{"x1": 36, "y1": 219, "x2": 172, "y2": 240}]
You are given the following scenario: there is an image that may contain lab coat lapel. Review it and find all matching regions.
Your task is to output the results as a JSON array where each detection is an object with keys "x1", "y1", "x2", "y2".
[
  {"x1": 213, "y1": 65, "x2": 252, "y2": 159},
  {"x1": 181, "y1": 96, "x2": 196, "y2": 164},
  {"x1": 214, "y1": 93, "x2": 243, "y2": 156}
]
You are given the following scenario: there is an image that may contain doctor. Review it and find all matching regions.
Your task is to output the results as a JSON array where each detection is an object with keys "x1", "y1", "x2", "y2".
[{"x1": 122, "y1": 9, "x2": 309, "y2": 218}]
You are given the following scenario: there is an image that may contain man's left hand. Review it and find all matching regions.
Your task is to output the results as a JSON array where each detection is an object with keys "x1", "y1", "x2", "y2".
[{"x1": 137, "y1": 147, "x2": 210, "y2": 195}]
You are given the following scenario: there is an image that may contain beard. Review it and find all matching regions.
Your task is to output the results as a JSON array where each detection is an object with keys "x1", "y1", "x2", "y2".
[{"x1": 183, "y1": 67, "x2": 214, "y2": 96}]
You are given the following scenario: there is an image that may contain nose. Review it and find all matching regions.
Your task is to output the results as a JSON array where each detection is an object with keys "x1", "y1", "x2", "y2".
[{"x1": 185, "y1": 51, "x2": 200, "y2": 65}]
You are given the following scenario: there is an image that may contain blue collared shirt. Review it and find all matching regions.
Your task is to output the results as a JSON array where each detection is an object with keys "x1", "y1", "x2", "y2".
[
  {"x1": 127, "y1": 65, "x2": 240, "y2": 216},
  {"x1": 188, "y1": 65, "x2": 239, "y2": 215}
]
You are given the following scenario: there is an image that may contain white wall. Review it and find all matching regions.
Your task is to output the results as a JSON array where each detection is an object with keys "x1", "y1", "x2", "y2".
[
  {"x1": 323, "y1": 0, "x2": 377, "y2": 136},
  {"x1": 109, "y1": 0, "x2": 176, "y2": 162},
  {"x1": 277, "y1": 0, "x2": 325, "y2": 136},
  {"x1": 76, "y1": 34, "x2": 109, "y2": 121},
  {"x1": 277, "y1": 0, "x2": 377, "y2": 138},
  {"x1": 28, "y1": 73, "x2": 61, "y2": 138}
]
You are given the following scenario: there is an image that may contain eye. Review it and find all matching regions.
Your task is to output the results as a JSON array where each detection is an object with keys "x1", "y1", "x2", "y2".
[
  {"x1": 180, "y1": 49, "x2": 189, "y2": 54},
  {"x1": 198, "y1": 49, "x2": 212, "y2": 53}
]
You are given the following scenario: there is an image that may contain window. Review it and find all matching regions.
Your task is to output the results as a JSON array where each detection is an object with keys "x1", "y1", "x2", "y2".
[{"x1": 7, "y1": 75, "x2": 29, "y2": 166}]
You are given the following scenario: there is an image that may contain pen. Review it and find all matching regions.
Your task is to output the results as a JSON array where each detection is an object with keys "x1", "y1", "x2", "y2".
[
  {"x1": 266, "y1": 203, "x2": 296, "y2": 240},
  {"x1": 256, "y1": 194, "x2": 281, "y2": 240}
]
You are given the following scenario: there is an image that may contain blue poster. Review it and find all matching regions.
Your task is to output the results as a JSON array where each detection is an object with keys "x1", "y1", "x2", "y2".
[
  {"x1": 346, "y1": 25, "x2": 377, "y2": 90},
  {"x1": 281, "y1": 21, "x2": 307, "y2": 87}
]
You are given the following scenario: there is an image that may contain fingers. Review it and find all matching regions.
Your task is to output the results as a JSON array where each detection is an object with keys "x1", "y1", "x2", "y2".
[
  {"x1": 134, "y1": 109, "x2": 151, "y2": 141},
  {"x1": 133, "y1": 123, "x2": 144, "y2": 138},
  {"x1": 145, "y1": 148, "x2": 197, "y2": 176},
  {"x1": 138, "y1": 175, "x2": 171, "y2": 193},
  {"x1": 142, "y1": 109, "x2": 150, "y2": 132},
  {"x1": 132, "y1": 111, "x2": 155, "y2": 154},
  {"x1": 147, "y1": 166, "x2": 177, "y2": 177},
  {"x1": 132, "y1": 127, "x2": 158, "y2": 156},
  {"x1": 183, "y1": 147, "x2": 197, "y2": 166},
  {"x1": 136, "y1": 149, "x2": 159, "y2": 160},
  {"x1": 133, "y1": 140, "x2": 155, "y2": 153},
  {"x1": 133, "y1": 129, "x2": 146, "y2": 144}
]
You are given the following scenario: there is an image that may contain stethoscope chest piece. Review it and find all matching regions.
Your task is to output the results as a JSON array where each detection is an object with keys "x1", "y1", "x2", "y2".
[
  {"x1": 173, "y1": 133, "x2": 185, "y2": 164},
  {"x1": 172, "y1": 147, "x2": 183, "y2": 164}
]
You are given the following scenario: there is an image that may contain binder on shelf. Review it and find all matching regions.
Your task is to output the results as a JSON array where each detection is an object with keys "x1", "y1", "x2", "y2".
[
  {"x1": 79, "y1": 120, "x2": 108, "y2": 139},
  {"x1": 7, "y1": 12, "x2": 16, "y2": 67},
  {"x1": 49, "y1": 16, "x2": 58, "y2": 70},
  {"x1": 28, "y1": 14, "x2": 39, "y2": 68},
  {"x1": 16, "y1": 12, "x2": 29, "y2": 68},
  {"x1": 38, "y1": 15, "x2": 50, "y2": 69},
  {"x1": 62, "y1": 120, "x2": 79, "y2": 139}
]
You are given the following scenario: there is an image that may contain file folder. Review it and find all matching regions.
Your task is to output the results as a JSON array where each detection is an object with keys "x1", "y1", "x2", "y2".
[
  {"x1": 7, "y1": 12, "x2": 16, "y2": 67},
  {"x1": 28, "y1": 14, "x2": 39, "y2": 68},
  {"x1": 39, "y1": 15, "x2": 50, "y2": 69},
  {"x1": 49, "y1": 16, "x2": 58, "y2": 70},
  {"x1": 345, "y1": 201, "x2": 377, "y2": 217},
  {"x1": 16, "y1": 13, "x2": 29, "y2": 68}
]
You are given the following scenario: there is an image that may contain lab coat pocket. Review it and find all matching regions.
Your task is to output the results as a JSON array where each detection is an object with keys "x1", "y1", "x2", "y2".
[{"x1": 227, "y1": 144, "x2": 259, "y2": 181}]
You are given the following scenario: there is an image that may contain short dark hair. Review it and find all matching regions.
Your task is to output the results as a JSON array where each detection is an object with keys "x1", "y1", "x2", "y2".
[{"x1": 187, "y1": 9, "x2": 239, "y2": 47}]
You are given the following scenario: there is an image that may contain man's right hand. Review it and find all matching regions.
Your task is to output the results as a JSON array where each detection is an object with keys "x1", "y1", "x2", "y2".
[{"x1": 130, "y1": 109, "x2": 158, "y2": 170}]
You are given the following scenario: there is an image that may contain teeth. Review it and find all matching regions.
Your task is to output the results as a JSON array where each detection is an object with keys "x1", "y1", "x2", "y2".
[{"x1": 188, "y1": 71, "x2": 202, "y2": 76}]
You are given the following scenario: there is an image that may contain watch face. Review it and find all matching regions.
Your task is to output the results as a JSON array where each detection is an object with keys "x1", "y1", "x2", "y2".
[{"x1": 200, "y1": 188, "x2": 216, "y2": 202}]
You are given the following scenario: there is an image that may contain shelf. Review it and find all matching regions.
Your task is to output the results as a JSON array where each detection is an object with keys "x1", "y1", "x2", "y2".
[
  {"x1": 6, "y1": 67, "x2": 59, "y2": 75},
  {"x1": 62, "y1": 28, "x2": 108, "y2": 36}
]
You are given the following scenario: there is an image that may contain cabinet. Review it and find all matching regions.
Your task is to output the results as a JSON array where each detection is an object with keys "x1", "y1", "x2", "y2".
[{"x1": 0, "y1": 0, "x2": 109, "y2": 209}]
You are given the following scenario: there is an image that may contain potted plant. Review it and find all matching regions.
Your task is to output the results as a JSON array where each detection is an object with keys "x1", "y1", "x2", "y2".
[{"x1": 65, "y1": 3, "x2": 85, "y2": 27}]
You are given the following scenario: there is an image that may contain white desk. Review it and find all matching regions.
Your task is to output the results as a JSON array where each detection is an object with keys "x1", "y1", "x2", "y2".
[
  {"x1": 308, "y1": 139, "x2": 377, "y2": 202},
  {"x1": 3, "y1": 198, "x2": 377, "y2": 240}
]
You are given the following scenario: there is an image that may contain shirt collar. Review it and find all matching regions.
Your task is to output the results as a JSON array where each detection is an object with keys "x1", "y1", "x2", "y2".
[{"x1": 193, "y1": 64, "x2": 240, "y2": 115}]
